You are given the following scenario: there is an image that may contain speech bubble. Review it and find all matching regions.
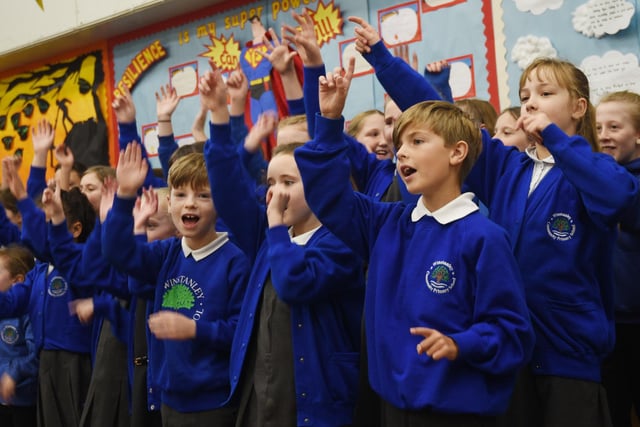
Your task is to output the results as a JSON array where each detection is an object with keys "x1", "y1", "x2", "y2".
[
  {"x1": 572, "y1": 0, "x2": 635, "y2": 38},
  {"x1": 514, "y1": 0, "x2": 563, "y2": 15},
  {"x1": 581, "y1": 50, "x2": 640, "y2": 104}
]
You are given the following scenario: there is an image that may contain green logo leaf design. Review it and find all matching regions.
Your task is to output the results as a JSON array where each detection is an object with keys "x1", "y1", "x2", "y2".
[{"x1": 162, "y1": 284, "x2": 195, "y2": 310}]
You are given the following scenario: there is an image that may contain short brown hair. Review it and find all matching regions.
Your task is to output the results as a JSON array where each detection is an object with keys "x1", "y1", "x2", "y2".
[
  {"x1": 167, "y1": 152, "x2": 209, "y2": 190},
  {"x1": 394, "y1": 101, "x2": 482, "y2": 182},
  {"x1": 0, "y1": 244, "x2": 35, "y2": 278}
]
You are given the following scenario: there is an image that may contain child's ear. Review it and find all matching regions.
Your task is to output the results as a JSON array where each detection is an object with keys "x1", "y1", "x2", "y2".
[
  {"x1": 70, "y1": 220, "x2": 83, "y2": 239},
  {"x1": 450, "y1": 140, "x2": 468, "y2": 166},
  {"x1": 12, "y1": 274, "x2": 24, "y2": 284},
  {"x1": 571, "y1": 97, "x2": 588, "y2": 120}
]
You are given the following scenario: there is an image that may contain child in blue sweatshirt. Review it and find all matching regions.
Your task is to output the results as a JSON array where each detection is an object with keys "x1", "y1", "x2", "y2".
[
  {"x1": 102, "y1": 144, "x2": 250, "y2": 426},
  {"x1": 596, "y1": 90, "x2": 640, "y2": 427},
  {"x1": 200, "y1": 63, "x2": 365, "y2": 427},
  {"x1": 348, "y1": 16, "x2": 639, "y2": 426},
  {"x1": 0, "y1": 158, "x2": 94, "y2": 427},
  {"x1": 294, "y1": 59, "x2": 534, "y2": 426},
  {"x1": 0, "y1": 244, "x2": 37, "y2": 427}
]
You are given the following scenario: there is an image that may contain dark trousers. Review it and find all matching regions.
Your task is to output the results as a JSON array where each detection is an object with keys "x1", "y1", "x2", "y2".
[
  {"x1": 37, "y1": 350, "x2": 92, "y2": 427},
  {"x1": 161, "y1": 404, "x2": 236, "y2": 427},
  {"x1": 497, "y1": 369, "x2": 613, "y2": 427},
  {"x1": 0, "y1": 404, "x2": 37, "y2": 427},
  {"x1": 381, "y1": 401, "x2": 496, "y2": 427},
  {"x1": 602, "y1": 323, "x2": 640, "y2": 427}
]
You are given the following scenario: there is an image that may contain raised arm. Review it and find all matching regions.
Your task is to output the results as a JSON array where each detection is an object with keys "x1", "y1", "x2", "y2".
[
  {"x1": 155, "y1": 84, "x2": 181, "y2": 176},
  {"x1": 113, "y1": 86, "x2": 166, "y2": 188},
  {"x1": 200, "y1": 64, "x2": 267, "y2": 259},
  {"x1": 349, "y1": 16, "x2": 441, "y2": 110},
  {"x1": 27, "y1": 119, "x2": 54, "y2": 200},
  {"x1": 282, "y1": 10, "x2": 324, "y2": 136},
  {"x1": 102, "y1": 143, "x2": 164, "y2": 283},
  {"x1": 294, "y1": 60, "x2": 380, "y2": 259}
]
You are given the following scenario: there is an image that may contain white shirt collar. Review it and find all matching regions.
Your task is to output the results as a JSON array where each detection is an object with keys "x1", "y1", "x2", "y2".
[
  {"x1": 289, "y1": 225, "x2": 321, "y2": 246},
  {"x1": 525, "y1": 146, "x2": 555, "y2": 164},
  {"x1": 181, "y1": 232, "x2": 229, "y2": 261},
  {"x1": 411, "y1": 192, "x2": 479, "y2": 224}
]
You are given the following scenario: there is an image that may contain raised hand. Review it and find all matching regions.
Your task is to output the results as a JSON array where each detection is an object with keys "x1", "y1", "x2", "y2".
[
  {"x1": 426, "y1": 59, "x2": 449, "y2": 74},
  {"x1": 261, "y1": 27, "x2": 298, "y2": 74},
  {"x1": 116, "y1": 142, "x2": 148, "y2": 198},
  {"x1": 282, "y1": 11, "x2": 323, "y2": 67},
  {"x1": 348, "y1": 16, "x2": 381, "y2": 54},
  {"x1": 41, "y1": 185, "x2": 65, "y2": 225},
  {"x1": 2, "y1": 156, "x2": 27, "y2": 201},
  {"x1": 244, "y1": 112, "x2": 278, "y2": 154},
  {"x1": 53, "y1": 144, "x2": 74, "y2": 170},
  {"x1": 198, "y1": 61, "x2": 229, "y2": 124},
  {"x1": 133, "y1": 186, "x2": 159, "y2": 233},
  {"x1": 393, "y1": 44, "x2": 418, "y2": 72},
  {"x1": 156, "y1": 84, "x2": 180, "y2": 121},
  {"x1": 319, "y1": 57, "x2": 355, "y2": 119},
  {"x1": 112, "y1": 85, "x2": 137, "y2": 124},
  {"x1": 99, "y1": 175, "x2": 117, "y2": 223},
  {"x1": 226, "y1": 68, "x2": 249, "y2": 116},
  {"x1": 31, "y1": 118, "x2": 55, "y2": 167},
  {"x1": 32, "y1": 118, "x2": 55, "y2": 155}
]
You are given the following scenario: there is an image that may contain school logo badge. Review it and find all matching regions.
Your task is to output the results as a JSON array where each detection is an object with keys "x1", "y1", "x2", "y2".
[
  {"x1": 48, "y1": 276, "x2": 68, "y2": 297},
  {"x1": 546, "y1": 213, "x2": 575, "y2": 241},
  {"x1": 425, "y1": 261, "x2": 456, "y2": 294},
  {"x1": 162, "y1": 276, "x2": 206, "y2": 320},
  {"x1": 1, "y1": 325, "x2": 19, "y2": 345}
]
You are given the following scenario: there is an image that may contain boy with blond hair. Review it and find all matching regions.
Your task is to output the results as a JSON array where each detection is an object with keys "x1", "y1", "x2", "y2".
[
  {"x1": 102, "y1": 146, "x2": 249, "y2": 426},
  {"x1": 294, "y1": 61, "x2": 534, "y2": 426}
]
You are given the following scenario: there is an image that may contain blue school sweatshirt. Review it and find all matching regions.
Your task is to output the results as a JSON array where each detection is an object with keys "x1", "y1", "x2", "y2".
[
  {"x1": 465, "y1": 129, "x2": 638, "y2": 381},
  {"x1": 613, "y1": 157, "x2": 640, "y2": 322},
  {"x1": 206, "y1": 122, "x2": 366, "y2": 426},
  {"x1": 358, "y1": 37, "x2": 640, "y2": 382},
  {"x1": 6, "y1": 196, "x2": 93, "y2": 354},
  {"x1": 102, "y1": 196, "x2": 250, "y2": 413},
  {"x1": 294, "y1": 115, "x2": 534, "y2": 415},
  {"x1": 0, "y1": 315, "x2": 38, "y2": 407},
  {"x1": 0, "y1": 261, "x2": 92, "y2": 354}
]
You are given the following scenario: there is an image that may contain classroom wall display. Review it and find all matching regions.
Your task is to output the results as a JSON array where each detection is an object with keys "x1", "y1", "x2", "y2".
[
  {"x1": 501, "y1": 0, "x2": 640, "y2": 107},
  {"x1": 0, "y1": 48, "x2": 113, "y2": 183},
  {"x1": 109, "y1": 0, "x2": 503, "y2": 167},
  {"x1": 6, "y1": 0, "x2": 633, "y2": 175}
]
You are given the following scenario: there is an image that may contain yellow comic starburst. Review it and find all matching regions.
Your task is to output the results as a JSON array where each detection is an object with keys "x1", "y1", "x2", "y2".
[
  {"x1": 308, "y1": 0, "x2": 343, "y2": 47},
  {"x1": 199, "y1": 34, "x2": 241, "y2": 72}
]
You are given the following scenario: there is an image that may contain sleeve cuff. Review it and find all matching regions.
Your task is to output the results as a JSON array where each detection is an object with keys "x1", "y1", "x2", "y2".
[{"x1": 113, "y1": 195, "x2": 137, "y2": 215}]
